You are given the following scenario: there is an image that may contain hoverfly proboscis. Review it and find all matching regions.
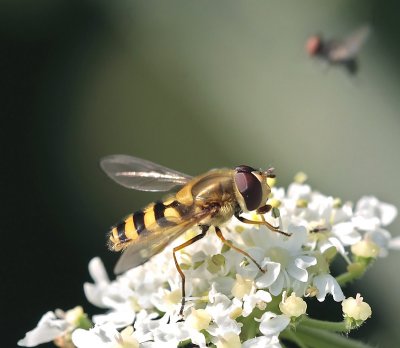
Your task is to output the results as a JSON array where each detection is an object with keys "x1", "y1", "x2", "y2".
[{"x1": 100, "y1": 155, "x2": 291, "y2": 315}]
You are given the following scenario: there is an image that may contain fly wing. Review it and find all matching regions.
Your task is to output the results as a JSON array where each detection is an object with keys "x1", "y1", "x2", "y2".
[
  {"x1": 329, "y1": 25, "x2": 371, "y2": 61},
  {"x1": 100, "y1": 155, "x2": 192, "y2": 192},
  {"x1": 113, "y1": 207, "x2": 215, "y2": 274}
]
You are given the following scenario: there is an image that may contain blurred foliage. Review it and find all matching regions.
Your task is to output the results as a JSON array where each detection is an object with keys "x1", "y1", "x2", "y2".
[{"x1": 2, "y1": 0, "x2": 400, "y2": 347}]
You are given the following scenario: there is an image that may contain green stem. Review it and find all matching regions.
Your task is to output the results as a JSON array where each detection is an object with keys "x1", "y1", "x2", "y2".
[
  {"x1": 280, "y1": 341, "x2": 289, "y2": 348},
  {"x1": 244, "y1": 317, "x2": 258, "y2": 341},
  {"x1": 77, "y1": 314, "x2": 93, "y2": 330},
  {"x1": 281, "y1": 329, "x2": 309, "y2": 348},
  {"x1": 336, "y1": 262, "x2": 368, "y2": 286},
  {"x1": 237, "y1": 308, "x2": 263, "y2": 341},
  {"x1": 294, "y1": 325, "x2": 375, "y2": 348},
  {"x1": 336, "y1": 271, "x2": 356, "y2": 286},
  {"x1": 299, "y1": 317, "x2": 348, "y2": 332}
]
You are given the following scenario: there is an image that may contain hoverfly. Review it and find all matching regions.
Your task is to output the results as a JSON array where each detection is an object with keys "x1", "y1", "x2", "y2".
[
  {"x1": 306, "y1": 25, "x2": 371, "y2": 74},
  {"x1": 101, "y1": 155, "x2": 290, "y2": 315}
]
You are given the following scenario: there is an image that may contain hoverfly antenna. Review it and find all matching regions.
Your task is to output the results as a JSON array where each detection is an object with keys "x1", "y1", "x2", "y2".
[{"x1": 265, "y1": 167, "x2": 276, "y2": 178}]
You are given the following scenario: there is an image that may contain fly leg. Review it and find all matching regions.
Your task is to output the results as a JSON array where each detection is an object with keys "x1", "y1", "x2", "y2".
[
  {"x1": 173, "y1": 225, "x2": 209, "y2": 316},
  {"x1": 214, "y1": 226, "x2": 265, "y2": 273},
  {"x1": 234, "y1": 207, "x2": 292, "y2": 237},
  {"x1": 256, "y1": 204, "x2": 273, "y2": 214}
]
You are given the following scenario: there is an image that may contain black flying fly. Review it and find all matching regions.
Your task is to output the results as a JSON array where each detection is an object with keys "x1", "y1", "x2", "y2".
[{"x1": 306, "y1": 25, "x2": 371, "y2": 75}]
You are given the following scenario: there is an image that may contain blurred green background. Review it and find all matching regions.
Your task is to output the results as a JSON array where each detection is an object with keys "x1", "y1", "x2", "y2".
[{"x1": 2, "y1": 0, "x2": 400, "y2": 346}]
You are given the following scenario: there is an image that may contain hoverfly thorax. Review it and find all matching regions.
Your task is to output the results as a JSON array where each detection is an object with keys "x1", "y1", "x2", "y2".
[{"x1": 233, "y1": 165, "x2": 271, "y2": 212}]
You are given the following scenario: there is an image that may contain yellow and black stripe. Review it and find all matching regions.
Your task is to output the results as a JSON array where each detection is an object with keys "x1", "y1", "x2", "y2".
[{"x1": 108, "y1": 199, "x2": 192, "y2": 251}]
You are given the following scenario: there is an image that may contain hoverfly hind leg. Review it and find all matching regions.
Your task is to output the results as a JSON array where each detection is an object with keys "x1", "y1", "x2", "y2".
[{"x1": 173, "y1": 225, "x2": 210, "y2": 316}]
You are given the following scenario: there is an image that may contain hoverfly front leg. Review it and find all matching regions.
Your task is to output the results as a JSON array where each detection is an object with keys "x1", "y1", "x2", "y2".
[
  {"x1": 234, "y1": 206, "x2": 292, "y2": 237},
  {"x1": 256, "y1": 204, "x2": 272, "y2": 214},
  {"x1": 173, "y1": 225, "x2": 209, "y2": 316},
  {"x1": 215, "y1": 226, "x2": 265, "y2": 273}
]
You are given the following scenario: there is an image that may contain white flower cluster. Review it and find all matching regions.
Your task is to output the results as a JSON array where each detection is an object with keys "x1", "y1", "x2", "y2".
[{"x1": 18, "y1": 178, "x2": 398, "y2": 348}]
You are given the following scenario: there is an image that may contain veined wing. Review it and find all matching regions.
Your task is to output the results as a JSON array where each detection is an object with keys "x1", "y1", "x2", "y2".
[
  {"x1": 113, "y1": 207, "x2": 215, "y2": 274},
  {"x1": 100, "y1": 155, "x2": 192, "y2": 192},
  {"x1": 329, "y1": 25, "x2": 371, "y2": 61}
]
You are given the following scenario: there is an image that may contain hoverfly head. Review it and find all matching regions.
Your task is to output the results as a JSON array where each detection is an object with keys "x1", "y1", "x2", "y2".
[
  {"x1": 234, "y1": 165, "x2": 271, "y2": 212},
  {"x1": 306, "y1": 35, "x2": 323, "y2": 56}
]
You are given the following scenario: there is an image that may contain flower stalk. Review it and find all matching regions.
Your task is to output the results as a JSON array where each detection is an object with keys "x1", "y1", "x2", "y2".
[
  {"x1": 288, "y1": 325, "x2": 375, "y2": 348},
  {"x1": 298, "y1": 317, "x2": 352, "y2": 332}
]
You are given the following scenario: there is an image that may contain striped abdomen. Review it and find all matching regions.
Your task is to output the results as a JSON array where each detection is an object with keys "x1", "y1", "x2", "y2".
[{"x1": 108, "y1": 198, "x2": 192, "y2": 251}]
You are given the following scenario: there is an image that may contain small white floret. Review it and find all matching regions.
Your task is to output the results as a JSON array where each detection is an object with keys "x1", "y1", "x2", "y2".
[{"x1": 342, "y1": 293, "x2": 372, "y2": 321}]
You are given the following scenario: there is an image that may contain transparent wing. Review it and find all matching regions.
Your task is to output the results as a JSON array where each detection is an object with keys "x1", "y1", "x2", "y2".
[
  {"x1": 100, "y1": 155, "x2": 192, "y2": 192},
  {"x1": 113, "y1": 208, "x2": 214, "y2": 274},
  {"x1": 329, "y1": 25, "x2": 371, "y2": 61}
]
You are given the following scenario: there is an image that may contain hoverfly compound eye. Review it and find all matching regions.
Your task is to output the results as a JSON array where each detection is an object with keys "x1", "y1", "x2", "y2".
[{"x1": 234, "y1": 168, "x2": 262, "y2": 211}]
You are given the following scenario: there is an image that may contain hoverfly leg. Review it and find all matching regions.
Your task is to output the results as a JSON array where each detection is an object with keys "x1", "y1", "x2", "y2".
[
  {"x1": 344, "y1": 59, "x2": 358, "y2": 75},
  {"x1": 256, "y1": 204, "x2": 272, "y2": 214},
  {"x1": 234, "y1": 213, "x2": 292, "y2": 237},
  {"x1": 214, "y1": 226, "x2": 265, "y2": 273},
  {"x1": 263, "y1": 220, "x2": 292, "y2": 237},
  {"x1": 173, "y1": 225, "x2": 209, "y2": 316}
]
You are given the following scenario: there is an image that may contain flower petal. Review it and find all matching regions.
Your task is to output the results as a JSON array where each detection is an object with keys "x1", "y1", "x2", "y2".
[
  {"x1": 365, "y1": 228, "x2": 392, "y2": 257},
  {"x1": 72, "y1": 324, "x2": 118, "y2": 348},
  {"x1": 389, "y1": 236, "x2": 400, "y2": 250},
  {"x1": 313, "y1": 274, "x2": 344, "y2": 302},
  {"x1": 83, "y1": 258, "x2": 110, "y2": 308},
  {"x1": 332, "y1": 222, "x2": 361, "y2": 245},
  {"x1": 379, "y1": 202, "x2": 398, "y2": 226},
  {"x1": 18, "y1": 312, "x2": 69, "y2": 347},
  {"x1": 256, "y1": 261, "x2": 280, "y2": 288},
  {"x1": 242, "y1": 335, "x2": 282, "y2": 348},
  {"x1": 269, "y1": 272, "x2": 285, "y2": 296},
  {"x1": 257, "y1": 312, "x2": 290, "y2": 336},
  {"x1": 288, "y1": 255, "x2": 316, "y2": 282}
]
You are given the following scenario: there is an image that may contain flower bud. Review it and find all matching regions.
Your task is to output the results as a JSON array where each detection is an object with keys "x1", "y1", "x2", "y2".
[
  {"x1": 186, "y1": 309, "x2": 212, "y2": 331},
  {"x1": 162, "y1": 289, "x2": 181, "y2": 311},
  {"x1": 296, "y1": 199, "x2": 308, "y2": 208},
  {"x1": 351, "y1": 240, "x2": 379, "y2": 258},
  {"x1": 294, "y1": 172, "x2": 308, "y2": 184},
  {"x1": 216, "y1": 332, "x2": 241, "y2": 348},
  {"x1": 272, "y1": 207, "x2": 281, "y2": 218},
  {"x1": 267, "y1": 176, "x2": 277, "y2": 187},
  {"x1": 116, "y1": 326, "x2": 139, "y2": 348},
  {"x1": 269, "y1": 198, "x2": 281, "y2": 208},
  {"x1": 231, "y1": 274, "x2": 253, "y2": 299},
  {"x1": 279, "y1": 292, "x2": 307, "y2": 317},
  {"x1": 342, "y1": 294, "x2": 372, "y2": 321},
  {"x1": 64, "y1": 306, "x2": 84, "y2": 325},
  {"x1": 207, "y1": 254, "x2": 226, "y2": 273},
  {"x1": 229, "y1": 307, "x2": 243, "y2": 320}
]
